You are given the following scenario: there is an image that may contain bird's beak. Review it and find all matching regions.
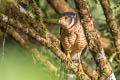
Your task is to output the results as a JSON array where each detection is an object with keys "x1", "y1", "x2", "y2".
[{"x1": 58, "y1": 17, "x2": 65, "y2": 24}]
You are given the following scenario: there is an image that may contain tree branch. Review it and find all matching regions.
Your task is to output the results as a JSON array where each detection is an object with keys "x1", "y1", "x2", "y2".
[
  {"x1": 99, "y1": 0, "x2": 120, "y2": 62},
  {"x1": 0, "y1": 1, "x2": 100, "y2": 80},
  {"x1": 46, "y1": 0, "x2": 74, "y2": 14},
  {"x1": 0, "y1": 21, "x2": 57, "y2": 74},
  {"x1": 74, "y1": 0, "x2": 116, "y2": 80}
]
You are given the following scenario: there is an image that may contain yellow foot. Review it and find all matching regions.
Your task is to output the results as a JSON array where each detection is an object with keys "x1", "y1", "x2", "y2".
[
  {"x1": 65, "y1": 51, "x2": 77, "y2": 71},
  {"x1": 66, "y1": 51, "x2": 72, "y2": 66},
  {"x1": 77, "y1": 64, "x2": 85, "y2": 77}
]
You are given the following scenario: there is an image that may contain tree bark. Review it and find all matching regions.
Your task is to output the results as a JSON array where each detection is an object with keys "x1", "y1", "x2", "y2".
[
  {"x1": 99, "y1": 0, "x2": 120, "y2": 62},
  {"x1": 74, "y1": 0, "x2": 116, "y2": 80},
  {"x1": 46, "y1": 0, "x2": 74, "y2": 14}
]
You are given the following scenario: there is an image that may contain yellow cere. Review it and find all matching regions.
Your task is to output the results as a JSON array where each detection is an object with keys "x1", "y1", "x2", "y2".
[{"x1": 61, "y1": 16, "x2": 67, "y2": 22}]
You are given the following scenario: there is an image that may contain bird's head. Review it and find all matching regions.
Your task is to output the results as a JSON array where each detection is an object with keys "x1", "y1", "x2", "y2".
[{"x1": 58, "y1": 12, "x2": 79, "y2": 29}]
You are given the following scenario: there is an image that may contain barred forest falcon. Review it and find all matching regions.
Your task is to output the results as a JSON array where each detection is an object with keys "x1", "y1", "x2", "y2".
[{"x1": 58, "y1": 12, "x2": 87, "y2": 76}]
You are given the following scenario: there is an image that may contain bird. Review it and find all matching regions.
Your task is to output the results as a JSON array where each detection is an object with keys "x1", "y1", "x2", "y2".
[{"x1": 58, "y1": 12, "x2": 87, "y2": 76}]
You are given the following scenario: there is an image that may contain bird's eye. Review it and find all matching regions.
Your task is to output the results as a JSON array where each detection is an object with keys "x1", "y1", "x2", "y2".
[{"x1": 65, "y1": 16, "x2": 68, "y2": 20}]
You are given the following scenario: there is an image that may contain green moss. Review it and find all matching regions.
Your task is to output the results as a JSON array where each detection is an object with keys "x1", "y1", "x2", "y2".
[{"x1": 103, "y1": 68, "x2": 110, "y2": 75}]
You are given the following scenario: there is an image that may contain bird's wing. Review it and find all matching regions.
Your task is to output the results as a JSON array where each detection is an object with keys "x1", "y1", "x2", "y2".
[
  {"x1": 81, "y1": 46, "x2": 88, "y2": 56},
  {"x1": 60, "y1": 27, "x2": 65, "y2": 52}
]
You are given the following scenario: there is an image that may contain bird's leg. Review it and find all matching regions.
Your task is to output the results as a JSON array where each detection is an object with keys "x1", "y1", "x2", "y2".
[
  {"x1": 66, "y1": 50, "x2": 72, "y2": 66},
  {"x1": 77, "y1": 54, "x2": 84, "y2": 76}
]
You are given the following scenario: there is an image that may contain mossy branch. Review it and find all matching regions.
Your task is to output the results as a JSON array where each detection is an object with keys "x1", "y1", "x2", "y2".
[
  {"x1": 74, "y1": 0, "x2": 116, "y2": 80},
  {"x1": 46, "y1": 0, "x2": 74, "y2": 14},
  {"x1": 0, "y1": 21, "x2": 57, "y2": 74},
  {"x1": 0, "y1": 1, "x2": 99, "y2": 80},
  {"x1": 99, "y1": 0, "x2": 120, "y2": 62}
]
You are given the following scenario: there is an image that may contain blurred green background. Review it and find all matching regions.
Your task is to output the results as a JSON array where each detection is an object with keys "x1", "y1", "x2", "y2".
[
  {"x1": 0, "y1": 37, "x2": 59, "y2": 80},
  {"x1": 0, "y1": 0, "x2": 120, "y2": 80}
]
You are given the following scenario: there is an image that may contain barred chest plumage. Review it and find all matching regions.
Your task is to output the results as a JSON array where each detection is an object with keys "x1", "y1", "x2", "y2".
[
  {"x1": 60, "y1": 24, "x2": 87, "y2": 56},
  {"x1": 59, "y1": 12, "x2": 86, "y2": 75}
]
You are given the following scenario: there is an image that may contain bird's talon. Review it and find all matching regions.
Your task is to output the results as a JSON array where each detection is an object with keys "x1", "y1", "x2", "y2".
[
  {"x1": 66, "y1": 57, "x2": 72, "y2": 66},
  {"x1": 77, "y1": 71, "x2": 85, "y2": 77},
  {"x1": 77, "y1": 65, "x2": 85, "y2": 76},
  {"x1": 66, "y1": 51, "x2": 72, "y2": 66}
]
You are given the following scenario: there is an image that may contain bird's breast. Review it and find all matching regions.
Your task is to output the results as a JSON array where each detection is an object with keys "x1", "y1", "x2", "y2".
[
  {"x1": 61, "y1": 32, "x2": 76, "y2": 51},
  {"x1": 72, "y1": 34, "x2": 87, "y2": 53},
  {"x1": 61, "y1": 29, "x2": 87, "y2": 54}
]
